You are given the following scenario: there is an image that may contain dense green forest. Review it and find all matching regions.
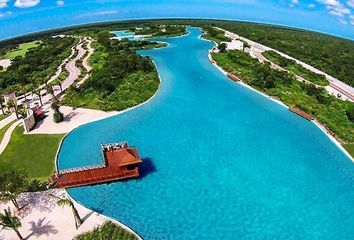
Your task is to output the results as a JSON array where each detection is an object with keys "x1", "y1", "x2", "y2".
[
  {"x1": 0, "y1": 37, "x2": 76, "y2": 91},
  {"x1": 61, "y1": 31, "x2": 161, "y2": 111},
  {"x1": 262, "y1": 50, "x2": 329, "y2": 86},
  {"x1": 2, "y1": 19, "x2": 353, "y2": 87},
  {"x1": 204, "y1": 20, "x2": 354, "y2": 87},
  {"x1": 212, "y1": 50, "x2": 354, "y2": 143}
]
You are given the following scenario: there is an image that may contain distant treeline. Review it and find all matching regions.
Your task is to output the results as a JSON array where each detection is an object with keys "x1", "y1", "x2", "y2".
[
  {"x1": 201, "y1": 20, "x2": 354, "y2": 87},
  {"x1": 1, "y1": 19, "x2": 353, "y2": 87}
]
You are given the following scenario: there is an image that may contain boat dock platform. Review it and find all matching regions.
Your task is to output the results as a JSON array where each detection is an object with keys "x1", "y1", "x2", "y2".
[
  {"x1": 227, "y1": 73, "x2": 241, "y2": 82},
  {"x1": 289, "y1": 107, "x2": 315, "y2": 121},
  {"x1": 49, "y1": 142, "x2": 142, "y2": 188}
]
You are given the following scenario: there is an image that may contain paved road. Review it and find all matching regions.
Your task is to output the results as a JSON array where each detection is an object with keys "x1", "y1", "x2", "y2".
[
  {"x1": 82, "y1": 37, "x2": 94, "y2": 72},
  {"x1": 218, "y1": 27, "x2": 354, "y2": 102}
]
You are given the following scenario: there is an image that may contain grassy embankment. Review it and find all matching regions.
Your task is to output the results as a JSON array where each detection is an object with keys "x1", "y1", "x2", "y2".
[
  {"x1": 62, "y1": 30, "x2": 162, "y2": 111},
  {"x1": 2, "y1": 41, "x2": 40, "y2": 59},
  {"x1": 262, "y1": 50, "x2": 329, "y2": 86},
  {"x1": 211, "y1": 50, "x2": 354, "y2": 147},
  {"x1": 75, "y1": 221, "x2": 138, "y2": 240},
  {"x1": 0, "y1": 127, "x2": 64, "y2": 180}
]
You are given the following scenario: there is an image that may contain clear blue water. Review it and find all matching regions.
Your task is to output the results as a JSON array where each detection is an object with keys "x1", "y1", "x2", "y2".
[
  {"x1": 112, "y1": 30, "x2": 140, "y2": 41},
  {"x1": 58, "y1": 28, "x2": 354, "y2": 239}
]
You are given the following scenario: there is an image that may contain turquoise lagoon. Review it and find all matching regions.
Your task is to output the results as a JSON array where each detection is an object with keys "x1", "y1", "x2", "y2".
[{"x1": 58, "y1": 28, "x2": 354, "y2": 239}]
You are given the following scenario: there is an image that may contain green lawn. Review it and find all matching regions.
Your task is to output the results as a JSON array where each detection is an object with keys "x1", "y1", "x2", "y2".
[
  {"x1": 343, "y1": 144, "x2": 354, "y2": 159},
  {"x1": 0, "y1": 114, "x2": 9, "y2": 121},
  {"x1": 3, "y1": 41, "x2": 40, "y2": 59},
  {"x1": 75, "y1": 221, "x2": 138, "y2": 240},
  {"x1": 0, "y1": 127, "x2": 64, "y2": 180},
  {"x1": 0, "y1": 120, "x2": 15, "y2": 144}
]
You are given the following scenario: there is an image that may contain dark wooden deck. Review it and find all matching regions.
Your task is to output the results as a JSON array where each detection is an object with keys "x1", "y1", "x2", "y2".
[
  {"x1": 289, "y1": 107, "x2": 315, "y2": 121},
  {"x1": 227, "y1": 73, "x2": 241, "y2": 82},
  {"x1": 50, "y1": 147, "x2": 142, "y2": 188}
]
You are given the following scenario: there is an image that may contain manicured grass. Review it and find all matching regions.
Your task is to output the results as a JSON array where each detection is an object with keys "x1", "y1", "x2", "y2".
[
  {"x1": 3, "y1": 41, "x2": 40, "y2": 59},
  {"x1": 75, "y1": 221, "x2": 138, "y2": 240},
  {"x1": 0, "y1": 114, "x2": 9, "y2": 121},
  {"x1": 343, "y1": 144, "x2": 354, "y2": 158},
  {"x1": 0, "y1": 127, "x2": 64, "y2": 180},
  {"x1": 0, "y1": 120, "x2": 15, "y2": 144}
]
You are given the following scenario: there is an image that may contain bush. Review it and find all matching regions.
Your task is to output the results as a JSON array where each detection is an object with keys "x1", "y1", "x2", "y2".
[
  {"x1": 53, "y1": 110, "x2": 64, "y2": 123},
  {"x1": 75, "y1": 221, "x2": 138, "y2": 240},
  {"x1": 347, "y1": 106, "x2": 354, "y2": 123},
  {"x1": 218, "y1": 43, "x2": 227, "y2": 52},
  {"x1": 27, "y1": 179, "x2": 47, "y2": 192}
]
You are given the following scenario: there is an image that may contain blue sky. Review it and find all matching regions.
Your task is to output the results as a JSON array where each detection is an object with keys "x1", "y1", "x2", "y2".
[{"x1": 0, "y1": 0, "x2": 354, "y2": 40}]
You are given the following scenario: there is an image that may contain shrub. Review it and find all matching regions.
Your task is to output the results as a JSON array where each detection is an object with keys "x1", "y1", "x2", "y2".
[
  {"x1": 53, "y1": 110, "x2": 64, "y2": 123},
  {"x1": 74, "y1": 221, "x2": 138, "y2": 240},
  {"x1": 347, "y1": 106, "x2": 354, "y2": 123},
  {"x1": 27, "y1": 179, "x2": 47, "y2": 192}
]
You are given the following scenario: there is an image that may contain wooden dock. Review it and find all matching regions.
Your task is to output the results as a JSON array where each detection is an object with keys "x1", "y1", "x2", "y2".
[
  {"x1": 50, "y1": 143, "x2": 142, "y2": 188},
  {"x1": 289, "y1": 107, "x2": 315, "y2": 121},
  {"x1": 227, "y1": 73, "x2": 241, "y2": 82}
]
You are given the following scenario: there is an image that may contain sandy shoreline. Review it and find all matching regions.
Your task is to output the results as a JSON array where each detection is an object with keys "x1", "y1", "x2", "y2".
[{"x1": 0, "y1": 189, "x2": 141, "y2": 240}]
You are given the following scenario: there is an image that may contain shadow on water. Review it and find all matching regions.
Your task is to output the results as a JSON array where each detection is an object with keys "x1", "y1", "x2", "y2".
[
  {"x1": 139, "y1": 157, "x2": 156, "y2": 179},
  {"x1": 90, "y1": 207, "x2": 104, "y2": 214}
]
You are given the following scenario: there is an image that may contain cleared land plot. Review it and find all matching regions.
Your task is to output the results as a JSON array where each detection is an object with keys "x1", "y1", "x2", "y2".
[{"x1": 3, "y1": 41, "x2": 40, "y2": 59}]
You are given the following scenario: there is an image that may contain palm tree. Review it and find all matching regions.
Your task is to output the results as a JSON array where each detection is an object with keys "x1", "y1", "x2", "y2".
[
  {"x1": 20, "y1": 85, "x2": 28, "y2": 103},
  {"x1": 45, "y1": 82, "x2": 56, "y2": 102},
  {"x1": 52, "y1": 195, "x2": 82, "y2": 229},
  {"x1": 0, "y1": 95, "x2": 5, "y2": 115},
  {"x1": 6, "y1": 99, "x2": 19, "y2": 119},
  {"x1": 53, "y1": 79, "x2": 63, "y2": 93},
  {"x1": 0, "y1": 170, "x2": 29, "y2": 211},
  {"x1": 30, "y1": 84, "x2": 43, "y2": 106},
  {"x1": 29, "y1": 78, "x2": 43, "y2": 107},
  {"x1": 0, "y1": 208, "x2": 24, "y2": 240}
]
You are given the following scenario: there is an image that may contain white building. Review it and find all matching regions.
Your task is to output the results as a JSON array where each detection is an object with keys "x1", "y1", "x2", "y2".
[{"x1": 222, "y1": 39, "x2": 244, "y2": 51}]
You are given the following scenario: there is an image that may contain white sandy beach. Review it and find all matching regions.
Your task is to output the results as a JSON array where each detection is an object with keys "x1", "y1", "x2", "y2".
[
  {"x1": 30, "y1": 105, "x2": 117, "y2": 134},
  {"x1": 0, "y1": 189, "x2": 141, "y2": 240}
]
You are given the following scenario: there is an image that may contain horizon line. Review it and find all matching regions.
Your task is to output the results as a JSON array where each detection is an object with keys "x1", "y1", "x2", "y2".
[{"x1": 1, "y1": 17, "x2": 353, "y2": 43}]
